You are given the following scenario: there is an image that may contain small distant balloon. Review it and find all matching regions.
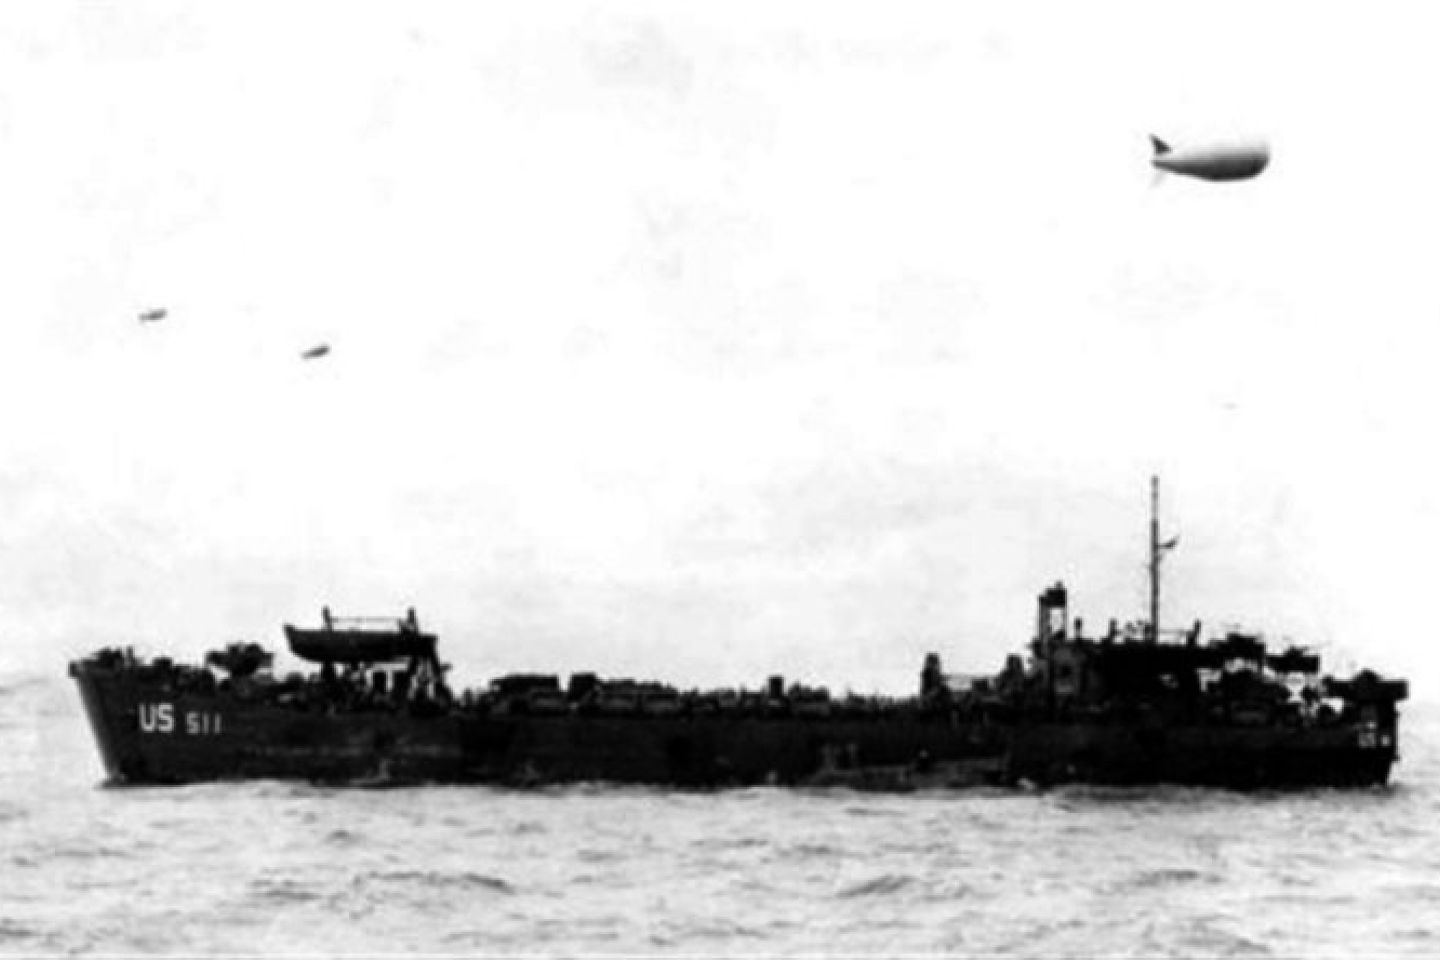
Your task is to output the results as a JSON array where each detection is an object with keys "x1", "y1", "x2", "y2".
[
  {"x1": 1150, "y1": 135, "x2": 1270, "y2": 182},
  {"x1": 138, "y1": 308, "x2": 167, "y2": 324},
  {"x1": 301, "y1": 344, "x2": 331, "y2": 360}
]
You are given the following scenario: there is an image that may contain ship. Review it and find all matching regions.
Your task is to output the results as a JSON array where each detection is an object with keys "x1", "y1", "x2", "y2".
[{"x1": 69, "y1": 479, "x2": 1409, "y2": 790}]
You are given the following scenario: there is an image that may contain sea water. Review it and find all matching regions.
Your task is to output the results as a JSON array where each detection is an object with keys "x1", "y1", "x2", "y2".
[{"x1": 3, "y1": 671, "x2": 1437, "y2": 957}]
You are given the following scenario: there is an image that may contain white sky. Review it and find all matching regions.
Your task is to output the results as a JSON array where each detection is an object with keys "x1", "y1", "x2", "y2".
[{"x1": 2, "y1": 1, "x2": 1437, "y2": 697}]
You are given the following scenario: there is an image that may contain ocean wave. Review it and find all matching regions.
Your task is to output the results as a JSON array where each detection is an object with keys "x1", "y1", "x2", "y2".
[
  {"x1": 1397, "y1": 926, "x2": 1439, "y2": 944},
  {"x1": 576, "y1": 847, "x2": 623, "y2": 864},
  {"x1": 1380, "y1": 879, "x2": 1440, "y2": 903},
  {"x1": 1163, "y1": 916, "x2": 1276, "y2": 958},
  {"x1": 0, "y1": 918, "x2": 41, "y2": 943},
  {"x1": 780, "y1": 840, "x2": 843, "y2": 857},
  {"x1": 40, "y1": 842, "x2": 135, "y2": 862},
  {"x1": 661, "y1": 918, "x2": 766, "y2": 942},
  {"x1": 694, "y1": 836, "x2": 767, "y2": 851},
  {"x1": 837, "y1": 873, "x2": 915, "y2": 898},
  {"x1": 1124, "y1": 867, "x2": 1223, "y2": 889},
  {"x1": 1052, "y1": 783, "x2": 1237, "y2": 808},
  {"x1": 0, "y1": 674, "x2": 48, "y2": 698},
  {"x1": 250, "y1": 877, "x2": 323, "y2": 904},
  {"x1": 441, "y1": 924, "x2": 623, "y2": 951},
  {"x1": 363, "y1": 870, "x2": 515, "y2": 894}
]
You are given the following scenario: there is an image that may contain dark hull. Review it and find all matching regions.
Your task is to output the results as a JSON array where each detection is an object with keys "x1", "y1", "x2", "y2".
[
  {"x1": 1008, "y1": 723, "x2": 1397, "y2": 789},
  {"x1": 72, "y1": 668, "x2": 1398, "y2": 790}
]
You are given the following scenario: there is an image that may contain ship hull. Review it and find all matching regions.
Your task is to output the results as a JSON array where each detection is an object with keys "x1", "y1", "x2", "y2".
[
  {"x1": 72, "y1": 668, "x2": 1397, "y2": 790},
  {"x1": 1008, "y1": 722, "x2": 1398, "y2": 789}
]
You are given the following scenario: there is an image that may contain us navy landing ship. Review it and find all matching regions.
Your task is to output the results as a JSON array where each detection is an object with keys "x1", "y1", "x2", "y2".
[{"x1": 69, "y1": 480, "x2": 1408, "y2": 789}]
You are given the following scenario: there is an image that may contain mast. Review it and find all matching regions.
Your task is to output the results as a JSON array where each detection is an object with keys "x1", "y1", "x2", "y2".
[{"x1": 1148, "y1": 475, "x2": 1160, "y2": 644}]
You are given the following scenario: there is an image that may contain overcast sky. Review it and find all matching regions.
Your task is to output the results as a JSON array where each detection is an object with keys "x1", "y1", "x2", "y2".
[{"x1": 2, "y1": 2, "x2": 1437, "y2": 697}]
